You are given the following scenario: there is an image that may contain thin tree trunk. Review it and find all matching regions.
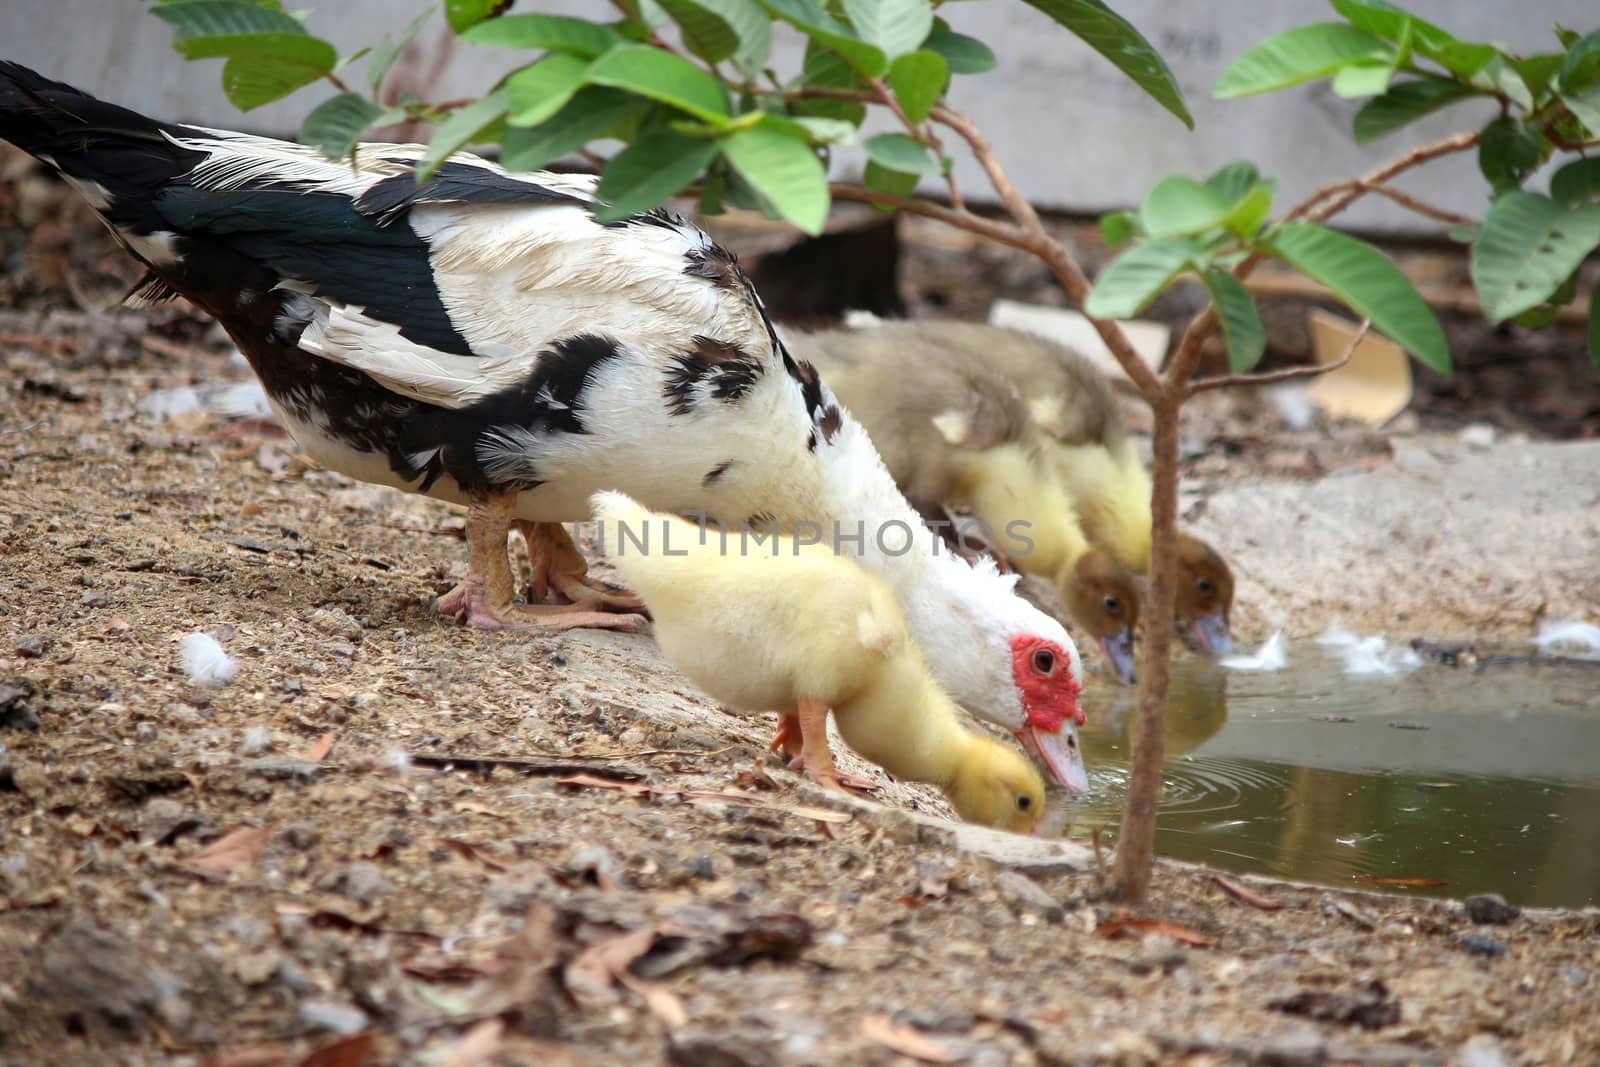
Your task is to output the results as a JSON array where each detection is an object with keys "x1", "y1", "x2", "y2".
[{"x1": 1111, "y1": 393, "x2": 1181, "y2": 900}]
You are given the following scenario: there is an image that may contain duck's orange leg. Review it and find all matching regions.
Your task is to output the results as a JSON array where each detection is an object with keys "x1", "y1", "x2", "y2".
[
  {"x1": 433, "y1": 495, "x2": 645, "y2": 632},
  {"x1": 787, "y1": 696, "x2": 878, "y2": 794}
]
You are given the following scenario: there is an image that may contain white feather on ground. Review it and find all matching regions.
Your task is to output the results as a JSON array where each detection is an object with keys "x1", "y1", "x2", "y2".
[
  {"x1": 1317, "y1": 624, "x2": 1422, "y2": 676},
  {"x1": 179, "y1": 632, "x2": 238, "y2": 688},
  {"x1": 1534, "y1": 619, "x2": 1600, "y2": 657},
  {"x1": 1221, "y1": 631, "x2": 1288, "y2": 671}
]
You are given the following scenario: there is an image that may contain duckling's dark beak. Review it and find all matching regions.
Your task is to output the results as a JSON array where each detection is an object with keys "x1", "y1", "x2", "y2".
[
  {"x1": 1098, "y1": 628, "x2": 1136, "y2": 686},
  {"x1": 1019, "y1": 725, "x2": 1089, "y2": 796},
  {"x1": 1187, "y1": 611, "x2": 1232, "y2": 657}
]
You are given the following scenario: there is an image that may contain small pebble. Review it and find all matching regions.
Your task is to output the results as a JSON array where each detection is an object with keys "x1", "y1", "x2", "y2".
[
  {"x1": 297, "y1": 999, "x2": 368, "y2": 1035},
  {"x1": 1463, "y1": 893, "x2": 1521, "y2": 925},
  {"x1": 1455, "y1": 933, "x2": 1506, "y2": 958},
  {"x1": 14, "y1": 634, "x2": 51, "y2": 658}
]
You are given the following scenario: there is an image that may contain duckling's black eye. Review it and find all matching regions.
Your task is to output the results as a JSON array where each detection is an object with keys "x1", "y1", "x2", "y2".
[
  {"x1": 1031, "y1": 648, "x2": 1055, "y2": 674},
  {"x1": 1197, "y1": 578, "x2": 1215, "y2": 594},
  {"x1": 1016, "y1": 794, "x2": 1032, "y2": 811},
  {"x1": 1103, "y1": 596, "x2": 1120, "y2": 614}
]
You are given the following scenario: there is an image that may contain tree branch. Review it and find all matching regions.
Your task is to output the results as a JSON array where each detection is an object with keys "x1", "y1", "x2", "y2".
[
  {"x1": 1185, "y1": 320, "x2": 1370, "y2": 398},
  {"x1": 829, "y1": 183, "x2": 1028, "y2": 247}
]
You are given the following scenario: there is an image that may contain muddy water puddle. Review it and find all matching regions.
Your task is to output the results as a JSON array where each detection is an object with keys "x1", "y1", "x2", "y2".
[{"x1": 1055, "y1": 641, "x2": 1600, "y2": 907}]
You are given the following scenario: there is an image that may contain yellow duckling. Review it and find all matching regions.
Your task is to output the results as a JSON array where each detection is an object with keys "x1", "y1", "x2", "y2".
[
  {"x1": 792, "y1": 327, "x2": 1141, "y2": 683},
  {"x1": 815, "y1": 321, "x2": 1237, "y2": 656},
  {"x1": 590, "y1": 491, "x2": 1048, "y2": 834}
]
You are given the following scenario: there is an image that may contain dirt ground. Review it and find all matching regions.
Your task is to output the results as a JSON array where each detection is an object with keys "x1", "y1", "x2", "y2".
[{"x1": 4, "y1": 161, "x2": 1600, "y2": 1067}]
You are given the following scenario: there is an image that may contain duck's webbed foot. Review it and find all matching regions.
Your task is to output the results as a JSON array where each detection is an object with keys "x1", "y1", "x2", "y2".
[
  {"x1": 434, "y1": 495, "x2": 645, "y2": 632},
  {"x1": 516, "y1": 520, "x2": 649, "y2": 616}
]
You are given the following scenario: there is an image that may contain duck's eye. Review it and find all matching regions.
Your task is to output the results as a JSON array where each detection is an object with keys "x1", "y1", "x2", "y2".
[
  {"x1": 1103, "y1": 595, "x2": 1120, "y2": 614},
  {"x1": 1031, "y1": 648, "x2": 1055, "y2": 674},
  {"x1": 1196, "y1": 578, "x2": 1214, "y2": 594},
  {"x1": 1016, "y1": 794, "x2": 1032, "y2": 811}
]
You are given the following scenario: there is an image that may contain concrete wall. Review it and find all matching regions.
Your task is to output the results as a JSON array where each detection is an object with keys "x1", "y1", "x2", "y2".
[{"x1": 0, "y1": 1, "x2": 1590, "y2": 232}]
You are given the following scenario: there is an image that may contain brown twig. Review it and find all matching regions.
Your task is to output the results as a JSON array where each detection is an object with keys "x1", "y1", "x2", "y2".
[
  {"x1": 1307, "y1": 182, "x2": 1475, "y2": 227},
  {"x1": 829, "y1": 183, "x2": 1027, "y2": 246},
  {"x1": 1185, "y1": 319, "x2": 1370, "y2": 398}
]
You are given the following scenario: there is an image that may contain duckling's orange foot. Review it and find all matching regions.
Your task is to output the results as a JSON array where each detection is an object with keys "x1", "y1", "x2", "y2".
[{"x1": 789, "y1": 758, "x2": 879, "y2": 795}]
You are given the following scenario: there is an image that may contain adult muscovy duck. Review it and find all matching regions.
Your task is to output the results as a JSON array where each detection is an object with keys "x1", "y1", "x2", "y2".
[{"x1": 0, "y1": 62, "x2": 1089, "y2": 791}]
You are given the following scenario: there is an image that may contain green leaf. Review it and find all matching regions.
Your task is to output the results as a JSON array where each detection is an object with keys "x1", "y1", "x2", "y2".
[
  {"x1": 586, "y1": 44, "x2": 730, "y2": 123},
  {"x1": 1264, "y1": 221, "x2": 1449, "y2": 372},
  {"x1": 369, "y1": 6, "x2": 433, "y2": 94},
  {"x1": 1557, "y1": 29, "x2": 1600, "y2": 92},
  {"x1": 1201, "y1": 269, "x2": 1266, "y2": 372},
  {"x1": 656, "y1": 0, "x2": 771, "y2": 69},
  {"x1": 1204, "y1": 161, "x2": 1262, "y2": 204},
  {"x1": 1511, "y1": 53, "x2": 1566, "y2": 99},
  {"x1": 1021, "y1": 0, "x2": 1191, "y2": 127},
  {"x1": 1430, "y1": 40, "x2": 1498, "y2": 79},
  {"x1": 1139, "y1": 175, "x2": 1230, "y2": 237},
  {"x1": 789, "y1": 116, "x2": 857, "y2": 144},
  {"x1": 1559, "y1": 86, "x2": 1600, "y2": 137},
  {"x1": 506, "y1": 53, "x2": 591, "y2": 128},
  {"x1": 418, "y1": 89, "x2": 509, "y2": 180},
  {"x1": 1477, "y1": 116, "x2": 1545, "y2": 193},
  {"x1": 460, "y1": 14, "x2": 621, "y2": 58},
  {"x1": 791, "y1": 39, "x2": 868, "y2": 124},
  {"x1": 1551, "y1": 158, "x2": 1600, "y2": 205},
  {"x1": 1084, "y1": 237, "x2": 1203, "y2": 319},
  {"x1": 842, "y1": 0, "x2": 932, "y2": 61},
  {"x1": 172, "y1": 31, "x2": 334, "y2": 65},
  {"x1": 220, "y1": 50, "x2": 334, "y2": 109},
  {"x1": 1330, "y1": 2, "x2": 1442, "y2": 43},
  {"x1": 863, "y1": 132, "x2": 937, "y2": 174},
  {"x1": 1351, "y1": 77, "x2": 1477, "y2": 143},
  {"x1": 445, "y1": 0, "x2": 509, "y2": 35},
  {"x1": 720, "y1": 120, "x2": 829, "y2": 234},
  {"x1": 1470, "y1": 191, "x2": 1600, "y2": 322},
  {"x1": 500, "y1": 87, "x2": 642, "y2": 171},
  {"x1": 152, "y1": 0, "x2": 308, "y2": 40},
  {"x1": 889, "y1": 50, "x2": 948, "y2": 124},
  {"x1": 1331, "y1": 60, "x2": 1393, "y2": 98},
  {"x1": 1219, "y1": 184, "x2": 1274, "y2": 238},
  {"x1": 924, "y1": 23, "x2": 995, "y2": 75},
  {"x1": 758, "y1": 0, "x2": 888, "y2": 76},
  {"x1": 1098, "y1": 210, "x2": 1141, "y2": 246},
  {"x1": 1479, "y1": 55, "x2": 1532, "y2": 109},
  {"x1": 861, "y1": 160, "x2": 918, "y2": 209},
  {"x1": 1213, "y1": 23, "x2": 1390, "y2": 98},
  {"x1": 1588, "y1": 287, "x2": 1600, "y2": 376},
  {"x1": 593, "y1": 129, "x2": 718, "y2": 221},
  {"x1": 300, "y1": 91, "x2": 384, "y2": 158}
]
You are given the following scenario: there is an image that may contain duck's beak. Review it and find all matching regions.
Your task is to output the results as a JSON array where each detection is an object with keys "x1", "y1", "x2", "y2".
[
  {"x1": 1098, "y1": 628, "x2": 1136, "y2": 686},
  {"x1": 1019, "y1": 725, "x2": 1089, "y2": 796},
  {"x1": 1187, "y1": 611, "x2": 1232, "y2": 657}
]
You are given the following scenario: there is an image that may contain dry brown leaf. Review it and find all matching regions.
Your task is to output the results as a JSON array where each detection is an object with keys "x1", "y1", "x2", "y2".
[
  {"x1": 566, "y1": 927, "x2": 688, "y2": 1026},
  {"x1": 1352, "y1": 875, "x2": 1451, "y2": 887},
  {"x1": 184, "y1": 825, "x2": 271, "y2": 873},
  {"x1": 298, "y1": 1032, "x2": 377, "y2": 1067},
  {"x1": 858, "y1": 1015, "x2": 956, "y2": 1063},
  {"x1": 301, "y1": 731, "x2": 336, "y2": 761},
  {"x1": 472, "y1": 901, "x2": 560, "y2": 1017},
  {"x1": 432, "y1": 1019, "x2": 505, "y2": 1067},
  {"x1": 1208, "y1": 873, "x2": 1284, "y2": 911},
  {"x1": 1093, "y1": 918, "x2": 1215, "y2": 948},
  {"x1": 204, "y1": 1044, "x2": 292, "y2": 1067},
  {"x1": 618, "y1": 972, "x2": 689, "y2": 1028},
  {"x1": 426, "y1": 837, "x2": 509, "y2": 873}
]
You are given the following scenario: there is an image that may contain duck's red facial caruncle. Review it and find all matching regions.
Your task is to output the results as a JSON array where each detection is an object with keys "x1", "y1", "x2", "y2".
[{"x1": 1008, "y1": 634, "x2": 1089, "y2": 795}]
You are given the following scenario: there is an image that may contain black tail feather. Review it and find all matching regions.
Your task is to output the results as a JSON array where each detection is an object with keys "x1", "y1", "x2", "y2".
[{"x1": 0, "y1": 60, "x2": 205, "y2": 212}]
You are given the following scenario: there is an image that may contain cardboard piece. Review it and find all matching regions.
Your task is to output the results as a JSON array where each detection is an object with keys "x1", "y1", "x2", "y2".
[
  {"x1": 1302, "y1": 309, "x2": 1414, "y2": 427},
  {"x1": 986, "y1": 299, "x2": 1169, "y2": 385}
]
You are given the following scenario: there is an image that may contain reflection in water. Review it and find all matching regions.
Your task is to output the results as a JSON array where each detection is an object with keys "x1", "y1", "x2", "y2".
[{"x1": 1054, "y1": 643, "x2": 1600, "y2": 907}]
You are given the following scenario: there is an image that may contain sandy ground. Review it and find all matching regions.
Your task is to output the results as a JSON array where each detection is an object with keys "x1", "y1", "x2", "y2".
[{"x1": 2, "y1": 309, "x2": 1599, "y2": 1067}]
